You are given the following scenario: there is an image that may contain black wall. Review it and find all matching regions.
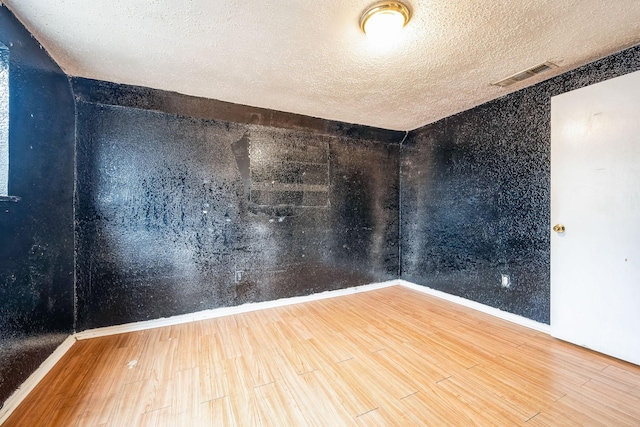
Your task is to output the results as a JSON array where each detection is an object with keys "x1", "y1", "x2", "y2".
[
  {"x1": 0, "y1": 6, "x2": 75, "y2": 406},
  {"x1": 73, "y1": 79, "x2": 401, "y2": 330},
  {"x1": 400, "y1": 46, "x2": 640, "y2": 323}
]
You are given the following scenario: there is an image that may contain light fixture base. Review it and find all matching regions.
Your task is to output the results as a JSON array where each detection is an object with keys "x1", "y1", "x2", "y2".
[{"x1": 360, "y1": 1, "x2": 411, "y2": 34}]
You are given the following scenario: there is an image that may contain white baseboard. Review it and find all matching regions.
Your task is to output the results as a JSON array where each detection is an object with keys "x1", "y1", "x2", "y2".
[
  {"x1": 397, "y1": 280, "x2": 551, "y2": 334},
  {"x1": 75, "y1": 279, "x2": 400, "y2": 340},
  {"x1": 75, "y1": 279, "x2": 550, "y2": 340},
  {"x1": 0, "y1": 335, "x2": 76, "y2": 425}
]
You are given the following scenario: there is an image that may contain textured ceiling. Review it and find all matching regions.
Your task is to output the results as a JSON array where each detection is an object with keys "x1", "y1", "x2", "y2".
[{"x1": 3, "y1": 0, "x2": 640, "y2": 131}]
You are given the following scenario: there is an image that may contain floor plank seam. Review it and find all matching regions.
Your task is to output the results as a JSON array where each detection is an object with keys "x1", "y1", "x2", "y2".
[
  {"x1": 525, "y1": 411, "x2": 541, "y2": 423},
  {"x1": 554, "y1": 393, "x2": 567, "y2": 402},
  {"x1": 355, "y1": 407, "x2": 379, "y2": 418},
  {"x1": 436, "y1": 376, "x2": 452, "y2": 384},
  {"x1": 580, "y1": 378, "x2": 592, "y2": 387},
  {"x1": 400, "y1": 391, "x2": 419, "y2": 400},
  {"x1": 254, "y1": 381, "x2": 276, "y2": 389}
]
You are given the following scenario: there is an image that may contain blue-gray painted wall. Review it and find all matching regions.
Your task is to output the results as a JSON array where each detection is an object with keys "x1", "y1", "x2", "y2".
[{"x1": 0, "y1": 5, "x2": 75, "y2": 406}]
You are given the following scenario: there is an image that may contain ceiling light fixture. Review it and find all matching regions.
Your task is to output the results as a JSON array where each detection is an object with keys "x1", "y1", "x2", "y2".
[{"x1": 360, "y1": 1, "x2": 411, "y2": 39}]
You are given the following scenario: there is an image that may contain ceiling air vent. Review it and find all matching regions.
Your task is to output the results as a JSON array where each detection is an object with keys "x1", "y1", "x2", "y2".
[{"x1": 492, "y1": 61, "x2": 558, "y2": 87}]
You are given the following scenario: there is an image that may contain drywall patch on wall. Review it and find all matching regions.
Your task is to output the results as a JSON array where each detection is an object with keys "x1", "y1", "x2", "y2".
[
  {"x1": 0, "y1": 4, "x2": 75, "y2": 408},
  {"x1": 74, "y1": 82, "x2": 399, "y2": 330},
  {"x1": 400, "y1": 44, "x2": 640, "y2": 324},
  {"x1": 249, "y1": 134, "x2": 329, "y2": 208}
]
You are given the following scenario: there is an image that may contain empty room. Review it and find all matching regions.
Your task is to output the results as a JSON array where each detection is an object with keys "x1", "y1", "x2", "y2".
[{"x1": 1, "y1": 0, "x2": 640, "y2": 425}]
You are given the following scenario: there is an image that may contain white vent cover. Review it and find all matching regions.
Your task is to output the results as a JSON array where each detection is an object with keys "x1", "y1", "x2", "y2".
[{"x1": 492, "y1": 61, "x2": 558, "y2": 87}]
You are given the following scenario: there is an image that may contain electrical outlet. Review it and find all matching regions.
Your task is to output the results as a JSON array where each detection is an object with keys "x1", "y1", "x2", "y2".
[
  {"x1": 501, "y1": 274, "x2": 511, "y2": 288},
  {"x1": 235, "y1": 270, "x2": 243, "y2": 282}
]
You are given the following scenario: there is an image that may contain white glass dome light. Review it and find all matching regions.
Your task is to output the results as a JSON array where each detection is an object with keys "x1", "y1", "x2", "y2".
[{"x1": 360, "y1": 1, "x2": 411, "y2": 40}]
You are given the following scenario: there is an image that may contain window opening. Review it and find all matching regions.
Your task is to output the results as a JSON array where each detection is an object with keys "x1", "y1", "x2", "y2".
[{"x1": 0, "y1": 42, "x2": 9, "y2": 198}]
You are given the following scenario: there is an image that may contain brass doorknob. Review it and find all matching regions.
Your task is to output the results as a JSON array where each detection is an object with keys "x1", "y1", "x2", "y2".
[{"x1": 553, "y1": 224, "x2": 565, "y2": 233}]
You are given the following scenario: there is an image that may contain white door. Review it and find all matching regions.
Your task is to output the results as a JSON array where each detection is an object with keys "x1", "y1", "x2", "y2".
[{"x1": 551, "y1": 70, "x2": 640, "y2": 366}]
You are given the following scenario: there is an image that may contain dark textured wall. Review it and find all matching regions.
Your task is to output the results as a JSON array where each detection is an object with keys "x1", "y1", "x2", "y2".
[
  {"x1": 401, "y1": 45, "x2": 640, "y2": 323},
  {"x1": 0, "y1": 5, "x2": 75, "y2": 406},
  {"x1": 73, "y1": 80, "x2": 400, "y2": 330}
]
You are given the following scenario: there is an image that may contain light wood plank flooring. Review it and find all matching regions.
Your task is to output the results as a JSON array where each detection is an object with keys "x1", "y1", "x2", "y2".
[{"x1": 4, "y1": 286, "x2": 640, "y2": 426}]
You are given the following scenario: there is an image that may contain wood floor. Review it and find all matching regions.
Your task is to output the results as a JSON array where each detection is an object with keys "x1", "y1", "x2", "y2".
[{"x1": 4, "y1": 286, "x2": 640, "y2": 426}]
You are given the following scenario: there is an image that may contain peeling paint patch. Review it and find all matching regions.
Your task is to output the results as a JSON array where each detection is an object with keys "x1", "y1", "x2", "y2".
[{"x1": 249, "y1": 134, "x2": 330, "y2": 208}]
